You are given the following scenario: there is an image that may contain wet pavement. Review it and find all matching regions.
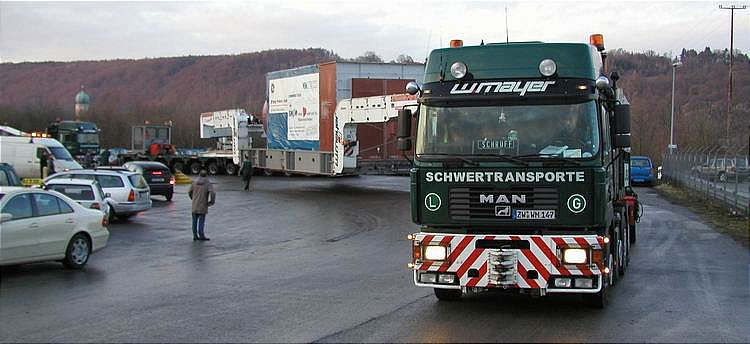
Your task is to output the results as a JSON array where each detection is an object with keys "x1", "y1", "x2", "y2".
[{"x1": 0, "y1": 176, "x2": 748, "y2": 343}]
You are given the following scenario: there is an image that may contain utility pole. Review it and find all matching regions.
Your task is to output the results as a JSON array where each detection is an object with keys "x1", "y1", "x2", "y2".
[{"x1": 719, "y1": 4, "x2": 747, "y2": 143}]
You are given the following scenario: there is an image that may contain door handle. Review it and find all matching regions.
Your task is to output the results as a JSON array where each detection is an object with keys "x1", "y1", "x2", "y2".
[
  {"x1": 29, "y1": 223, "x2": 39, "y2": 228},
  {"x1": 65, "y1": 219, "x2": 75, "y2": 224}
]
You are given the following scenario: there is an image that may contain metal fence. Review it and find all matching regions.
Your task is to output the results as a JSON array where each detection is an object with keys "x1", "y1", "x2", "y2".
[{"x1": 661, "y1": 144, "x2": 749, "y2": 216}]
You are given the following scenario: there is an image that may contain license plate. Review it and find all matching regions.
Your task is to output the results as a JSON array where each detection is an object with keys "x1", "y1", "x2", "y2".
[
  {"x1": 514, "y1": 209, "x2": 556, "y2": 220},
  {"x1": 151, "y1": 178, "x2": 164, "y2": 182}
]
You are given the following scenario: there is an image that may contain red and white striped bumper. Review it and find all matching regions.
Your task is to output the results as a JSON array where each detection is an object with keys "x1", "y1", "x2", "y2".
[{"x1": 411, "y1": 233, "x2": 607, "y2": 293}]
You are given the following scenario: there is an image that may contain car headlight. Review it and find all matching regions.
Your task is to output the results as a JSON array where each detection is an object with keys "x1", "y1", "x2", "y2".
[
  {"x1": 424, "y1": 245, "x2": 448, "y2": 261},
  {"x1": 563, "y1": 248, "x2": 588, "y2": 264}
]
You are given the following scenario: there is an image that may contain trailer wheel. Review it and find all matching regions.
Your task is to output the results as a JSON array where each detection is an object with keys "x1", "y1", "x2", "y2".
[
  {"x1": 207, "y1": 162, "x2": 220, "y2": 175},
  {"x1": 172, "y1": 161, "x2": 184, "y2": 174},
  {"x1": 225, "y1": 163, "x2": 238, "y2": 175},
  {"x1": 434, "y1": 288, "x2": 462, "y2": 301},
  {"x1": 189, "y1": 161, "x2": 202, "y2": 175},
  {"x1": 262, "y1": 169, "x2": 273, "y2": 176}
]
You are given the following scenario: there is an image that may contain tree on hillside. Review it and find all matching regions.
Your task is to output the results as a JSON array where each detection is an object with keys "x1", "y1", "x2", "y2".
[{"x1": 351, "y1": 51, "x2": 383, "y2": 63}]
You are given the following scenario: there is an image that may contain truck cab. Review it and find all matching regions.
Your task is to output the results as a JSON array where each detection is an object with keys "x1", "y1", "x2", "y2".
[
  {"x1": 402, "y1": 36, "x2": 634, "y2": 307},
  {"x1": 46, "y1": 121, "x2": 100, "y2": 163}
]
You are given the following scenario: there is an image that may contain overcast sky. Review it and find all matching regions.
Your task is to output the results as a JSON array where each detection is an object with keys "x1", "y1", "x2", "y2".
[{"x1": 1, "y1": 1, "x2": 748, "y2": 63}]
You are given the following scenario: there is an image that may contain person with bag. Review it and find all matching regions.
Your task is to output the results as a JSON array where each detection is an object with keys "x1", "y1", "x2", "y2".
[{"x1": 188, "y1": 169, "x2": 216, "y2": 241}]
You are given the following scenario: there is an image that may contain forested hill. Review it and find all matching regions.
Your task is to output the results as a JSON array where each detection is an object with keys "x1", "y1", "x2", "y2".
[{"x1": 1, "y1": 47, "x2": 747, "y2": 161}]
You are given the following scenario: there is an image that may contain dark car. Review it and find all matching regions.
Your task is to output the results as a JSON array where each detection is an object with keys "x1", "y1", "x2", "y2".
[
  {"x1": 0, "y1": 163, "x2": 22, "y2": 187},
  {"x1": 123, "y1": 161, "x2": 174, "y2": 201},
  {"x1": 630, "y1": 156, "x2": 656, "y2": 186}
]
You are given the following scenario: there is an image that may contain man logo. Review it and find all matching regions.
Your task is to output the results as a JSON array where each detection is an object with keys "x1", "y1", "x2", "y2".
[
  {"x1": 567, "y1": 194, "x2": 586, "y2": 213},
  {"x1": 479, "y1": 194, "x2": 526, "y2": 204},
  {"x1": 495, "y1": 206, "x2": 511, "y2": 217}
]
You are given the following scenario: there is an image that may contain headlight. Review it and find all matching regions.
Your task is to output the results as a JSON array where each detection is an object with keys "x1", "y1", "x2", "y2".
[
  {"x1": 424, "y1": 245, "x2": 448, "y2": 261},
  {"x1": 450, "y1": 61, "x2": 468, "y2": 79},
  {"x1": 563, "y1": 248, "x2": 587, "y2": 264},
  {"x1": 539, "y1": 59, "x2": 557, "y2": 76}
]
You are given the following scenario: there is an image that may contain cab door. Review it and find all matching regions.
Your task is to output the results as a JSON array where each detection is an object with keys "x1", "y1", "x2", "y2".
[{"x1": 0, "y1": 193, "x2": 39, "y2": 263}]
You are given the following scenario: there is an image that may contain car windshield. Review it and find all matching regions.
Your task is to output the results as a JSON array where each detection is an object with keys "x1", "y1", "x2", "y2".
[
  {"x1": 77, "y1": 133, "x2": 99, "y2": 144},
  {"x1": 415, "y1": 101, "x2": 600, "y2": 159},
  {"x1": 47, "y1": 184, "x2": 95, "y2": 200},
  {"x1": 49, "y1": 147, "x2": 74, "y2": 160},
  {"x1": 631, "y1": 159, "x2": 651, "y2": 167}
]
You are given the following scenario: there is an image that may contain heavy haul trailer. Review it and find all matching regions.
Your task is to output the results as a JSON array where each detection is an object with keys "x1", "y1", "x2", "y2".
[
  {"x1": 248, "y1": 61, "x2": 424, "y2": 176},
  {"x1": 399, "y1": 35, "x2": 639, "y2": 307}
]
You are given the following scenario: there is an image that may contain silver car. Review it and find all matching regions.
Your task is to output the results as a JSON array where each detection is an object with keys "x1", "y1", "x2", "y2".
[
  {"x1": 44, "y1": 169, "x2": 151, "y2": 221},
  {"x1": 43, "y1": 178, "x2": 112, "y2": 222}
]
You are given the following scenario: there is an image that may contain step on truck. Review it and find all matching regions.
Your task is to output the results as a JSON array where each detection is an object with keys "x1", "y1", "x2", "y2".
[{"x1": 399, "y1": 35, "x2": 640, "y2": 307}]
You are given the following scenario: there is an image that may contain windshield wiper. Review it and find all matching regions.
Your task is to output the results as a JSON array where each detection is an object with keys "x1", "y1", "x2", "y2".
[
  {"x1": 515, "y1": 154, "x2": 582, "y2": 165},
  {"x1": 416, "y1": 153, "x2": 479, "y2": 167},
  {"x1": 466, "y1": 153, "x2": 529, "y2": 166}
]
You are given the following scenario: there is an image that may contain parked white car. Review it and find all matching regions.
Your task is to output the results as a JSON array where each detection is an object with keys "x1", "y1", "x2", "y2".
[
  {"x1": 0, "y1": 187, "x2": 109, "y2": 269},
  {"x1": 44, "y1": 178, "x2": 112, "y2": 222},
  {"x1": 44, "y1": 169, "x2": 151, "y2": 221}
]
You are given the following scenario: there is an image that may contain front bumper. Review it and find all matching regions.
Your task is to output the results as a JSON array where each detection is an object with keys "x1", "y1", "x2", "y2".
[{"x1": 410, "y1": 233, "x2": 606, "y2": 294}]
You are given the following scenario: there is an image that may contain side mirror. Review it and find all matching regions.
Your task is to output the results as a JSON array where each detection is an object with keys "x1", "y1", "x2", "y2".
[
  {"x1": 397, "y1": 109, "x2": 413, "y2": 151},
  {"x1": 406, "y1": 81, "x2": 421, "y2": 95},
  {"x1": 613, "y1": 103, "x2": 631, "y2": 148},
  {"x1": 0, "y1": 213, "x2": 12, "y2": 223},
  {"x1": 105, "y1": 193, "x2": 112, "y2": 198}
]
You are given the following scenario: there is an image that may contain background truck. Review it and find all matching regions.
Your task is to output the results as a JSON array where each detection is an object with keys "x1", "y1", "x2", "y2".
[
  {"x1": 246, "y1": 61, "x2": 423, "y2": 176},
  {"x1": 400, "y1": 35, "x2": 639, "y2": 307},
  {"x1": 45, "y1": 120, "x2": 100, "y2": 165}
]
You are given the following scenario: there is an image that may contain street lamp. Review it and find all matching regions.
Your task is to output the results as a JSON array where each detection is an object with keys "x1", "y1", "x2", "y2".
[{"x1": 669, "y1": 61, "x2": 682, "y2": 154}]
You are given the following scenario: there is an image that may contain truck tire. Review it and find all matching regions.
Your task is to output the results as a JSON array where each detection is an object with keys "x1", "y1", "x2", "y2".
[
  {"x1": 207, "y1": 162, "x2": 220, "y2": 175},
  {"x1": 189, "y1": 161, "x2": 202, "y2": 175},
  {"x1": 172, "y1": 161, "x2": 184, "y2": 174},
  {"x1": 434, "y1": 288, "x2": 462, "y2": 301},
  {"x1": 225, "y1": 163, "x2": 238, "y2": 175},
  {"x1": 584, "y1": 283, "x2": 609, "y2": 308}
]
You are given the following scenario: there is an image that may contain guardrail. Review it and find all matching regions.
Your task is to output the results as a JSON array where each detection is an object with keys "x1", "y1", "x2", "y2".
[{"x1": 661, "y1": 144, "x2": 749, "y2": 216}]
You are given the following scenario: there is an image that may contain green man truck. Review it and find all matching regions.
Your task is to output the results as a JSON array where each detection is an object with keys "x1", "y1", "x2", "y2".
[
  {"x1": 399, "y1": 35, "x2": 639, "y2": 307},
  {"x1": 46, "y1": 120, "x2": 100, "y2": 164}
]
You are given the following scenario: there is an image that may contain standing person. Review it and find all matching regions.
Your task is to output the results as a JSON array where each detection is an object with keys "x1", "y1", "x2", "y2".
[
  {"x1": 84, "y1": 151, "x2": 94, "y2": 168},
  {"x1": 99, "y1": 149, "x2": 111, "y2": 167},
  {"x1": 188, "y1": 169, "x2": 216, "y2": 241},
  {"x1": 239, "y1": 153, "x2": 253, "y2": 191},
  {"x1": 39, "y1": 151, "x2": 48, "y2": 178},
  {"x1": 47, "y1": 153, "x2": 56, "y2": 176}
]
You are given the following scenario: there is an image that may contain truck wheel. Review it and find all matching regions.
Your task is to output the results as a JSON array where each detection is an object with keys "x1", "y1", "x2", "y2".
[
  {"x1": 172, "y1": 161, "x2": 184, "y2": 174},
  {"x1": 62, "y1": 233, "x2": 90, "y2": 269},
  {"x1": 584, "y1": 283, "x2": 609, "y2": 308},
  {"x1": 189, "y1": 162, "x2": 202, "y2": 175},
  {"x1": 434, "y1": 288, "x2": 462, "y2": 301},
  {"x1": 225, "y1": 163, "x2": 238, "y2": 175},
  {"x1": 262, "y1": 169, "x2": 273, "y2": 176},
  {"x1": 207, "y1": 162, "x2": 220, "y2": 175}
]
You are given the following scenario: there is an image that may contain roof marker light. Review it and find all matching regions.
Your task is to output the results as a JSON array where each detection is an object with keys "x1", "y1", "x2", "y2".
[
  {"x1": 539, "y1": 59, "x2": 557, "y2": 77},
  {"x1": 590, "y1": 34, "x2": 605, "y2": 52},
  {"x1": 450, "y1": 39, "x2": 463, "y2": 48}
]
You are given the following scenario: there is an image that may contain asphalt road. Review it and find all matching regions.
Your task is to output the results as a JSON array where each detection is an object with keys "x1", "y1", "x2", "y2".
[{"x1": 1, "y1": 176, "x2": 748, "y2": 343}]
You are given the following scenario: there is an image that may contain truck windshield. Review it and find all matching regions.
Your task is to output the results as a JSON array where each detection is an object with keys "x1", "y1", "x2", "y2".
[
  {"x1": 49, "y1": 147, "x2": 74, "y2": 160},
  {"x1": 77, "y1": 133, "x2": 99, "y2": 145},
  {"x1": 416, "y1": 101, "x2": 600, "y2": 159}
]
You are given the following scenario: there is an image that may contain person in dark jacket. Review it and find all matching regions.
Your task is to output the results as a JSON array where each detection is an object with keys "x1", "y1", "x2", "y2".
[
  {"x1": 47, "y1": 154, "x2": 56, "y2": 176},
  {"x1": 239, "y1": 154, "x2": 253, "y2": 191},
  {"x1": 188, "y1": 169, "x2": 216, "y2": 241}
]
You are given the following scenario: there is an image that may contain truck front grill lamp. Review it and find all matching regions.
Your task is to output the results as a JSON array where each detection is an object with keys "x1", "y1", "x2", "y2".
[
  {"x1": 539, "y1": 59, "x2": 557, "y2": 76},
  {"x1": 562, "y1": 248, "x2": 588, "y2": 264},
  {"x1": 424, "y1": 245, "x2": 448, "y2": 261},
  {"x1": 450, "y1": 62, "x2": 468, "y2": 79}
]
